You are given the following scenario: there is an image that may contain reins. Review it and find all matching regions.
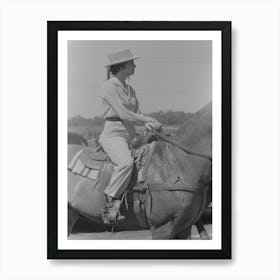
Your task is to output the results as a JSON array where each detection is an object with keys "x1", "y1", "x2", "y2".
[
  {"x1": 154, "y1": 130, "x2": 212, "y2": 161},
  {"x1": 133, "y1": 139, "x2": 210, "y2": 195}
]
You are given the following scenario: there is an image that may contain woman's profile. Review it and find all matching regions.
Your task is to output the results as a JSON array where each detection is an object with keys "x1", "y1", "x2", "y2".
[{"x1": 99, "y1": 49, "x2": 162, "y2": 224}]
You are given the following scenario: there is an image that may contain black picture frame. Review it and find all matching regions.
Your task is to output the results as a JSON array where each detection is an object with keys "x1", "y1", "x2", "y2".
[{"x1": 47, "y1": 21, "x2": 231, "y2": 259}]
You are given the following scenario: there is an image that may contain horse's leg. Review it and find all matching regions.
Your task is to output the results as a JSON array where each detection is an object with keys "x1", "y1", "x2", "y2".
[
  {"x1": 186, "y1": 226, "x2": 192, "y2": 239},
  {"x1": 195, "y1": 219, "x2": 210, "y2": 240},
  {"x1": 194, "y1": 185, "x2": 212, "y2": 240},
  {"x1": 68, "y1": 205, "x2": 80, "y2": 236},
  {"x1": 151, "y1": 222, "x2": 194, "y2": 239},
  {"x1": 150, "y1": 221, "x2": 174, "y2": 239},
  {"x1": 173, "y1": 226, "x2": 192, "y2": 239},
  {"x1": 171, "y1": 190, "x2": 206, "y2": 239}
]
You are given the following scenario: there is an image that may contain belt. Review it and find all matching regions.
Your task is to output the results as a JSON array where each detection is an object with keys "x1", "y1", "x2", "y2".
[{"x1": 105, "y1": 117, "x2": 122, "y2": 122}]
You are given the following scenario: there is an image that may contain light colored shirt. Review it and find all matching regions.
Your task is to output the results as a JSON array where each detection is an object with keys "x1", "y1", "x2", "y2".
[{"x1": 101, "y1": 77, "x2": 150, "y2": 124}]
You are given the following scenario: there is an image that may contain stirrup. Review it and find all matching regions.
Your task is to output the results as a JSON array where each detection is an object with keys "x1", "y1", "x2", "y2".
[{"x1": 101, "y1": 198, "x2": 123, "y2": 225}]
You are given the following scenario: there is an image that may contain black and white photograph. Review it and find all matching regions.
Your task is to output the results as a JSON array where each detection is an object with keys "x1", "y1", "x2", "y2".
[
  {"x1": 48, "y1": 21, "x2": 231, "y2": 259},
  {"x1": 3, "y1": 0, "x2": 280, "y2": 278},
  {"x1": 68, "y1": 41, "x2": 213, "y2": 239}
]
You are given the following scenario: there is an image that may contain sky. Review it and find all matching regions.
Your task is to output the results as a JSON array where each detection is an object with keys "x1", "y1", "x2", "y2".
[{"x1": 68, "y1": 40, "x2": 212, "y2": 118}]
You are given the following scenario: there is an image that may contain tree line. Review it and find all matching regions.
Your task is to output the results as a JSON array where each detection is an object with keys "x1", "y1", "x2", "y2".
[{"x1": 68, "y1": 110, "x2": 193, "y2": 127}]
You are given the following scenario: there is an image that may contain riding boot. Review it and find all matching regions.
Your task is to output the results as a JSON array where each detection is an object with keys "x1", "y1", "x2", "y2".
[
  {"x1": 101, "y1": 195, "x2": 122, "y2": 225},
  {"x1": 107, "y1": 200, "x2": 122, "y2": 222}
]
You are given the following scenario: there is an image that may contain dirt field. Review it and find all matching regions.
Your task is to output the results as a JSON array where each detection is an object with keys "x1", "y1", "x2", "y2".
[{"x1": 69, "y1": 223, "x2": 212, "y2": 240}]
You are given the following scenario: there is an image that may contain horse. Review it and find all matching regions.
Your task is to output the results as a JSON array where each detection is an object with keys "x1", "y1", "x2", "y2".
[
  {"x1": 174, "y1": 101, "x2": 212, "y2": 239},
  {"x1": 68, "y1": 102, "x2": 212, "y2": 239}
]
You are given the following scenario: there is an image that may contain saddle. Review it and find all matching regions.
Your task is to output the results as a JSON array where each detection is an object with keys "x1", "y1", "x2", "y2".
[
  {"x1": 68, "y1": 139, "x2": 107, "y2": 183},
  {"x1": 68, "y1": 133, "x2": 157, "y2": 227}
]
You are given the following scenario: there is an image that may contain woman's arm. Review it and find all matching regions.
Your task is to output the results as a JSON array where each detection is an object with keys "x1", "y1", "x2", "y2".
[
  {"x1": 134, "y1": 93, "x2": 162, "y2": 130},
  {"x1": 102, "y1": 84, "x2": 154, "y2": 124}
]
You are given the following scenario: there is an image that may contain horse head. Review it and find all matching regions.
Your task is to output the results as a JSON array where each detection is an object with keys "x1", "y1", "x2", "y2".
[{"x1": 175, "y1": 101, "x2": 212, "y2": 157}]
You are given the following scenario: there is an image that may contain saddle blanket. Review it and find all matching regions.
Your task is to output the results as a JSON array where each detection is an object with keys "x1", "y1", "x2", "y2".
[{"x1": 68, "y1": 146, "x2": 107, "y2": 184}]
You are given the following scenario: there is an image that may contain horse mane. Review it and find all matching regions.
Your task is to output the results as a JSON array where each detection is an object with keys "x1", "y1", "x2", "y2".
[{"x1": 174, "y1": 102, "x2": 212, "y2": 155}]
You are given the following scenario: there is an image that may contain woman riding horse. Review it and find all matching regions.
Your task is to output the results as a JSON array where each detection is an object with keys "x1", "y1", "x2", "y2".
[
  {"x1": 68, "y1": 102, "x2": 212, "y2": 239},
  {"x1": 99, "y1": 49, "x2": 162, "y2": 224}
]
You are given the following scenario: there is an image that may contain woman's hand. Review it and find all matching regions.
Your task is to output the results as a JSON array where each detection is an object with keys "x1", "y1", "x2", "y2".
[
  {"x1": 144, "y1": 122, "x2": 154, "y2": 131},
  {"x1": 144, "y1": 119, "x2": 162, "y2": 132}
]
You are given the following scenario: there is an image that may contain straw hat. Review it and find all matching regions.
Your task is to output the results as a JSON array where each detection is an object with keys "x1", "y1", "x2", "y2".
[{"x1": 104, "y1": 49, "x2": 139, "y2": 67}]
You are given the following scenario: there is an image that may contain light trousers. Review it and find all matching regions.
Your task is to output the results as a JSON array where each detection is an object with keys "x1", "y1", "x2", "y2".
[{"x1": 99, "y1": 121, "x2": 135, "y2": 199}]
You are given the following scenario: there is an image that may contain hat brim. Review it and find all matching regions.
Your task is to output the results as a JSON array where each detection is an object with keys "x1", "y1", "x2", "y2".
[{"x1": 104, "y1": 56, "x2": 139, "y2": 68}]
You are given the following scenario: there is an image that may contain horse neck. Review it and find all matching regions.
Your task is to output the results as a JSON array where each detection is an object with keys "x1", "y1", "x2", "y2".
[
  {"x1": 174, "y1": 116, "x2": 212, "y2": 156},
  {"x1": 146, "y1": 141, "x2": 211, "y2": 190}
]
